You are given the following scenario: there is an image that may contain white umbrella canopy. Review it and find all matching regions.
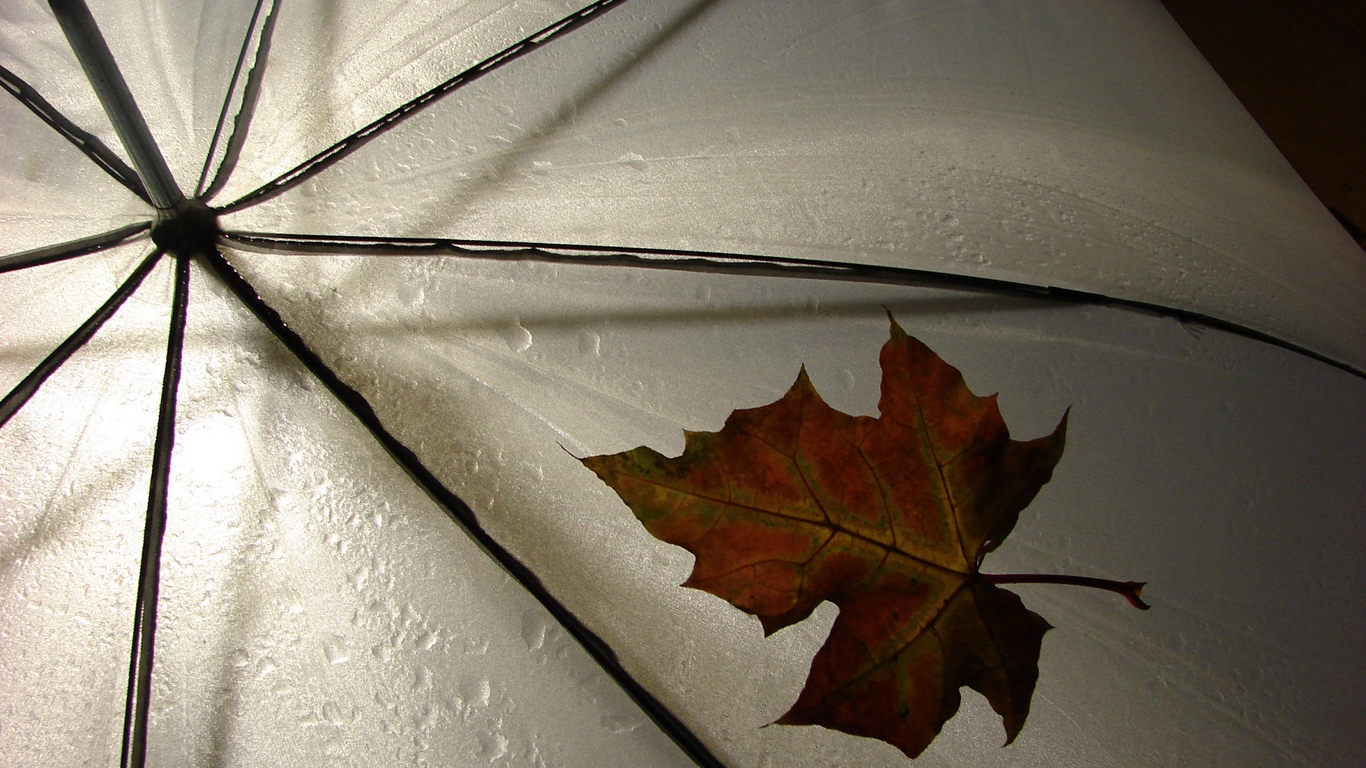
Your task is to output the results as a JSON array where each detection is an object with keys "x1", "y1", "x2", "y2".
[{"x1": 1, "y1": 1, "x2": 1363, "y2": 767}]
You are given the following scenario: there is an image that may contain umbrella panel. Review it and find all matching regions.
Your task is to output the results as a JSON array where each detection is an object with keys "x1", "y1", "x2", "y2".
[
  {"x1": 199, "y1": 0, "x2": 588, "y2": 205},
  {"x1": 224, "y1": 0, "x2": 1366, "y2": 372},
  {"x1": 0, "y1": 250, "x2": 171, "y2": 764},
  {"x1": 230, "y1": 248, "x2": 1366, "y2": 767}
]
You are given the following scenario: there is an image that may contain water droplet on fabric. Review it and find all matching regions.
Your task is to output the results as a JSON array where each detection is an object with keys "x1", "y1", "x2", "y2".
[
  {"x1": 617, "y1": 152, "x2": 647, "y2": 170},
  {"x1": 521, "y1": 612, "x2": 548, "y2": 651},
  {"x1": 324, "y1": 635, "x2": 350, "y2": 665},
  {"x1": 413, "y1": 665, "x2": 432, "y2": 690},
  {"x1": 502, "y1": 318, "x2": 533, "y2": 353},
  {"x1": 478, "y1": 732, "x2": 508, "y2": 760},
  {"x1": 461, "y1": 678, "x2": 491, "y2": 708},
  {"x1": 600, "y1": 713, "x2": 641, "y2": 733}
]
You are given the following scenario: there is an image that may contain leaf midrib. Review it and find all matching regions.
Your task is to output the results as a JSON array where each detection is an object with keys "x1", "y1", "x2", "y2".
[{"x1": 620, "y1": 470, "x2": 971, "y2": 583}]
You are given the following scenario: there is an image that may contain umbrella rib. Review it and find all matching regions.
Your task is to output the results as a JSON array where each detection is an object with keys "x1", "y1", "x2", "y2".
[
  {"x1": 199, "y1": 248, "x2": 729, "y2": 768},
  {"x1": 195, "y1": 0, "x2": 281, "y2": 202},
  {"x1": 221, "y1": 230, "x2": 1366, "y2": 381},
  {"x1": 0, "y1": 64, "x2": 150, "y2": 204},
  {"x1": 0, "y1": 249, "x2": 160, "y2": 430},
  {"x1": 0, "y1": 221, "x2": 149, "y2": 274},
  {"x1": 121, "y1": 251, "x2": 189, "y2": 768},
  {"x1": 216, "y1": 0, "x2": 635, "y2": 214}
]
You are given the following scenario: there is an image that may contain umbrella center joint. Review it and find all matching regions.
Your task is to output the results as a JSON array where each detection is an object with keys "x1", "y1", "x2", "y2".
[{"x1": 152, "y1": 200, "x2": 220, "y2": 256}]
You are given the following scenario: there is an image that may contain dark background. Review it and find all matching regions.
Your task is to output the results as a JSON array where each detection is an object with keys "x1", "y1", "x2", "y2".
[{"x1": 1161, "y1": 0, "x2": 1366, "y2": 249}]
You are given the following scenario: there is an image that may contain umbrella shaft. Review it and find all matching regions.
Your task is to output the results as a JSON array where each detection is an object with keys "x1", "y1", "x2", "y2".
[{"x1": 48, "y1": 0, "x2": 183, "y2": 208}]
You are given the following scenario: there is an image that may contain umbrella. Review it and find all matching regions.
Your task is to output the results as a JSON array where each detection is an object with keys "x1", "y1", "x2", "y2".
[{"x1": 2, "y1": 0, "x2": 1363, "y2": 766}]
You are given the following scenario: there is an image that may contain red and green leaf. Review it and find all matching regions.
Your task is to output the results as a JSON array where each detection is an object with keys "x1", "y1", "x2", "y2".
[{"x1": 583, "y1": 314, "x2": 1141, "y2": 758}]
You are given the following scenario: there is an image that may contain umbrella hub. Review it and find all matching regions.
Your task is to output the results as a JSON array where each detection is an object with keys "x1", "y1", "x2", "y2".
[{"x1": 151, "y1": 200, "x2": 220, "y2": 256}]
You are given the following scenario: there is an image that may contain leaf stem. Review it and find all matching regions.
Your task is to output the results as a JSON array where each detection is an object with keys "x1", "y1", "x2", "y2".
[{"x1": 983, "y1": 573, "x2": 1150, "y2": 610}]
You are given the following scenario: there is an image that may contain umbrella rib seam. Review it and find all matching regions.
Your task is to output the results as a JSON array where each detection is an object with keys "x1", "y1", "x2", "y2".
[
  {"x1": 220, "y1": 230, "x2": 1366, "y2": 381},
  {"x1": 122, "y1": 249, "x2": 189, "y2": 768},
  {"x1": 197, "y1": 0, "x2": 280, "y2": 202},
  {"x1": 0, "y1": 222, "x2": 150, "y2": 274}
]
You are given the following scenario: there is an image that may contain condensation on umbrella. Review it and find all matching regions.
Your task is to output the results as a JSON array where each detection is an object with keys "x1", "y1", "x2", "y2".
[{"x1": 1, "y1": 1, "x2": 1363, "y2": 767}]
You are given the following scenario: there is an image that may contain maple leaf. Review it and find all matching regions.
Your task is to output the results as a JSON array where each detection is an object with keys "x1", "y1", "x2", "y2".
[{"x1": 581, "y1": 314, "x2": 1145, "y2": 759}]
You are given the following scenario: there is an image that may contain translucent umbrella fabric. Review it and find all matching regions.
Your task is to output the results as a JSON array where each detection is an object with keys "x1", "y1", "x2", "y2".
[{"x1": 2, "y1": 1, "x2": 1363, "y2": 766}]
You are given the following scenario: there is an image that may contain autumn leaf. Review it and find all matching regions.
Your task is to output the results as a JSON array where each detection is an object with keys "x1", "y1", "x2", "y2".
[{"x1": 582, "y1": 314, "x2": 1141, "y2": 759}]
